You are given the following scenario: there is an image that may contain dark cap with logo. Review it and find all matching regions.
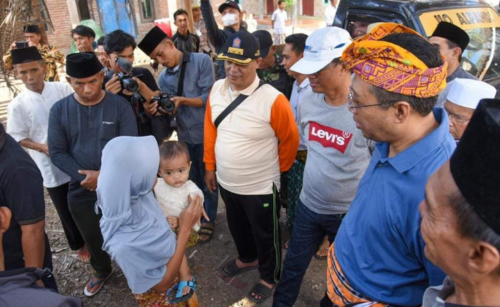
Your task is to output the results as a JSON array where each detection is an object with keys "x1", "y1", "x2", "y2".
[
  {"x1": 431, "y1": 22, "x2": 470, "y2": 54},
  {"x1": 218, "y1": 0, "x2": 241, "y2": 13},
  {"x1": 252, "y1": 30, "x2": 273, "y2": 58},
  {"x1": 138, "y1": 26, "x2": 169, "y2": 56},
  {"x1": 11, "y1": 46, "x2": 43, "y2": 65},
  {"x1": 218, "y1": 31, "x2": 261, "y2": 65},
  {"x1": 450, "y1": 99, "x2": 500, "y2": 235},
  {"x1": 66, "y1": 52, "x2": 103, "y2": 78}
]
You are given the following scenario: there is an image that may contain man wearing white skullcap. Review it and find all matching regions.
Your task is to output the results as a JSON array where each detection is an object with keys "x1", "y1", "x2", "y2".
[{"x1": 444, "y1": 78, "x2": 497, "y2": 140}]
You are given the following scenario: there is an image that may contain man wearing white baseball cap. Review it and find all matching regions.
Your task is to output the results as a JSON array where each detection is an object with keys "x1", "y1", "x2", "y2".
[
  {"x1": 444, "y1": 78, "x2": 497, "y2": 141},
  {"x1": 272, "y1": 27, "x2": 373, "y2": 307}
]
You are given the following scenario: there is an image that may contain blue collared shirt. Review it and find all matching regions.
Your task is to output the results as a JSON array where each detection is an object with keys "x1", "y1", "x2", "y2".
[
  {"x1": 334, "y1": 108, "x2": 456, "y2": 306},
  {"x1": 158, "y1": 52, "x2": 215, "y2": 144}
]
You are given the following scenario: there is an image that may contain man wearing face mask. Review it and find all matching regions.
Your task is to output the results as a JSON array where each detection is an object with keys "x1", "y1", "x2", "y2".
[{"x1": 201, "y1": 0, "x2": 244, "y2": 79}]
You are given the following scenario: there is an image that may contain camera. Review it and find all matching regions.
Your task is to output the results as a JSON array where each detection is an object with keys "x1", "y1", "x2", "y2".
[
  {"x1": 152, "y1": 93, "x2": 175, "y2": 113},
  {"x1": 16, "y1": 41, "x2": 29, "y2": 49},
  {"x1": 118, "y1": 75, "x2": 139, "y2": 93},
  {"x1": 116, "y1": 58, "x2": 139, "y2": 93}
]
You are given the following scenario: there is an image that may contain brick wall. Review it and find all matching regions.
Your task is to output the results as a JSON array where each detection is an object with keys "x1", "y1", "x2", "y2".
[
  {"x1": 45, "y1": 0, "x2": 226, "y2": 52},
  {"x1": 46, "y1": 0, "x2": 73, "y2": 53}
]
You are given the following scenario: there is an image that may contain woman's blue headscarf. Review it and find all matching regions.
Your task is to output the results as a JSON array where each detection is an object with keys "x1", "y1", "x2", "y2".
[{"x1": 96, "y1": 136, "x2": 176, "y2": 294}]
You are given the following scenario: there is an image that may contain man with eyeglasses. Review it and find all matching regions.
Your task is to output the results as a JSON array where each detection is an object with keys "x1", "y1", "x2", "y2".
[
  {"x1": 323, "y1": 23, "x2": 456, "y2": 307},
  {"x1": 272, "y1": 27, "x2": 373, "y2": 307},
  {"x1": 204, "y1": 30, "x2": 298, "y2": 304},
  {"x1": 443, "y1": 78, "x2": 496, "y2": 141}
]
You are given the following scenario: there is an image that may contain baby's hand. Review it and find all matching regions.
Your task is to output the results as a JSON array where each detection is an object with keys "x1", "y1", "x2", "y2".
[{"x1": 167, "y1": 216, "x2": 179, "y2": 229}]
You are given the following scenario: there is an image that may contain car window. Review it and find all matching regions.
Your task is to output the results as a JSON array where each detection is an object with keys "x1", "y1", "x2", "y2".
[
  {"x1": 345, "y1": 11, "x2": 405, "y2": 39},
  {"x1": 419, "y1": 7, "x2": 500, "y2": 84}
]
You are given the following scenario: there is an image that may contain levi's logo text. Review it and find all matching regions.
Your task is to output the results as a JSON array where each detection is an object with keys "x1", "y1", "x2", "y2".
[{"x1": 308, "y1": 121, "x2": 352, "y2": 154}]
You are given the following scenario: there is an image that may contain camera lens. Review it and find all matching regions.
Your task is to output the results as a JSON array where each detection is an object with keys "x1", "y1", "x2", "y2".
[{"x1": 122, "y1": 78, "x2": 139, "y2": 92}]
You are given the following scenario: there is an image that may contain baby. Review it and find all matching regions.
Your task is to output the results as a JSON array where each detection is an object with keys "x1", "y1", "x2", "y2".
[{"x1": 154, "y1": 141, "x2": 204, "y2": 303}]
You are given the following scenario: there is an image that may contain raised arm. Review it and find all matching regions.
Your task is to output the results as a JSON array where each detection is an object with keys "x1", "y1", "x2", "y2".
[{"x1": 201, "y1": 0, "x2": 224, "y2": 49}]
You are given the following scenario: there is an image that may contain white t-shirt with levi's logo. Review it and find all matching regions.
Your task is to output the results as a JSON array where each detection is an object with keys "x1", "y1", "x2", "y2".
[{"x1": 298, "y1": 92, "x2": 373, "y2": 215}]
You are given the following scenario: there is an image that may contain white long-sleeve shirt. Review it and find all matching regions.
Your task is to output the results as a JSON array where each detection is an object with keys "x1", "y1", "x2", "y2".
[{"x1": 7, "y1": 82, "x2": 73, "y2": 188}]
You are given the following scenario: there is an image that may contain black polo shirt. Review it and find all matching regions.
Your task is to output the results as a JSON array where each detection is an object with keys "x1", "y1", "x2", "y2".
[{"x1": 0, "y1": 132, "x2": 52, "y2": 270}]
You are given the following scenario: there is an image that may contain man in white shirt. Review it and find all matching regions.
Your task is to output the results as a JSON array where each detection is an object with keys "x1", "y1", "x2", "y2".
[
  {"x1": 324, "y1": 0, "x2": 338, "y2": 27},
  {"x1": 6, "y1": 47, "x2": 89, "y2": 262},
  {"x1": 204, "y1": 31, "x2": 299, "y2": 304},
  {"x1": 272, "y1": 1, "x2": 288, "y2": 45}
]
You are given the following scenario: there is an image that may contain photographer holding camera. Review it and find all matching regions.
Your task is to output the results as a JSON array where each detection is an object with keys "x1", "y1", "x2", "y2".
[
  {"x1": 103, "y1": 30, "x2": 172, "y2": 141},
  {"x1": 3, "y1": 25, "x2": 65, "y2": 82},
  {"x1": 138, "y1": 26, "x2": 218, "y2": 243}
]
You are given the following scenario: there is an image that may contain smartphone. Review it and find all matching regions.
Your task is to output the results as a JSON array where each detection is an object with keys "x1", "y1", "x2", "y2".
[{"x1": 15, "y1": 41, "x2": 29, "y2": 49}]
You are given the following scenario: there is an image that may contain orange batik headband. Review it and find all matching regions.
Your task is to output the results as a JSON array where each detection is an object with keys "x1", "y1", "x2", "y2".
[{"x1": 342, "y1": 23, "x2": 448, "y2": 99}]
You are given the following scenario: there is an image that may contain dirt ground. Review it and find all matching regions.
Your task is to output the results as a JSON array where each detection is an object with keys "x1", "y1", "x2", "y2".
[{"x1": 45, "y1": 192, "x2": 328, "y2": 307}]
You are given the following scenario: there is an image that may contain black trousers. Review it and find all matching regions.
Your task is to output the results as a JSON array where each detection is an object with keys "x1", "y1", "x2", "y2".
[
  {"x1": 46, "y1": 183, "x2": 85, "y2": 251},
  {"x1": 219, "y1": 184, "x2": 282, "y2": 285},
  {"x1": 68, "y1": 199, "x2": 112, "y2": 279},
  {"x1": 320, "y1": 293, "x2": 334, "y2": 307}
]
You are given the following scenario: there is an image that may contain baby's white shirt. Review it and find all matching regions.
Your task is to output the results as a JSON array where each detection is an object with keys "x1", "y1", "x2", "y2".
[{"x1": 154, "y1": 179, "x2": 204, "y2": 231}]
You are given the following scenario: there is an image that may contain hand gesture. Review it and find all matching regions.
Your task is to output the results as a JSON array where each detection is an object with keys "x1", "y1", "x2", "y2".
[
  {"x1": 167, "y1": 97, "x2": 184, "y2": 114},
  {"x1": 167, "y1": 216, "x2": 179, "y2": 229},
  {"x1": 179, "y1": 195, "x2": 209, "y2": 233},
  {"x1": 105, "y1": 75, "x2": 122, "y2": 94},
  {"x1": 39, "y1": 144, "x2": 50, "y2": 156},
  {"x1": 78, "y1": 170, "x2": 100, "y2": 191},
  {"x1": 204, "y1": 170, "x2": 217, "y2": 194},
  {"x1": 144, "y1": 100, "x2": 159, "y2": 116}
]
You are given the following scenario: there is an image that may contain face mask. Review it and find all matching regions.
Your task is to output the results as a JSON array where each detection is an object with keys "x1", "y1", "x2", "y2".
[{"x1": 222, "y1": 13, "x2": 238, "y2": 27}]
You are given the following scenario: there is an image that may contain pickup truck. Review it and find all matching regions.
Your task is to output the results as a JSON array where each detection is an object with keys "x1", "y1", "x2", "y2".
[{"x1": 333, "y1": 0, "x2": 500, "y2": 89}]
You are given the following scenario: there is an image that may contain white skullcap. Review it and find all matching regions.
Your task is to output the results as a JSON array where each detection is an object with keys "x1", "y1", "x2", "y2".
[{"x1": 447, "y1": 78, "x2": 497, "y2": 109}]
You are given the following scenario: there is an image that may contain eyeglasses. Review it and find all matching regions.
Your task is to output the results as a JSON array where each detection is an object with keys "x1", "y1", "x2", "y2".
[
  {"x1": 444, "y1": 108, "x2": 471, "y2": 125},
  {"x1": 347, "y1": 90, "x2": 382, "y2": 113}
]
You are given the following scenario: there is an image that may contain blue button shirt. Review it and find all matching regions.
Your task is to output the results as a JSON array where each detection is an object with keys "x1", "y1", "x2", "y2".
[
  {"x1": 334, "y1": 108, "x2": 456, "y2": 306},
  {"x1": 158, "y1": 52, "x2": 214, "y2": 145}
]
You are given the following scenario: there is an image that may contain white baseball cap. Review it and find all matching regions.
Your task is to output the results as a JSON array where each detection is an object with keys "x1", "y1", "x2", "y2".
[
  {"x1": 291, "y1": 27, "x2": 352, "y2": 75},
  {"x1": 447, "y1": 78, "x2": 497, "y2": 109}
]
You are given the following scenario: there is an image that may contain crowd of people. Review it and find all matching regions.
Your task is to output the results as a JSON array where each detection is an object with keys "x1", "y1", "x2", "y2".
[{"x1": 1, "y1": 0, "x2": 499, "y2": 306}]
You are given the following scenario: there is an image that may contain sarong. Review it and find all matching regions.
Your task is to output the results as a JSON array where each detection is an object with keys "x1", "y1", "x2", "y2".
[
  {"x1": 134, "y1": 289, "x2": 199, "y2": 307},
  {"x1": 286, "y1": 150, "x2": 307, "y2": 231},
  {"x1": 327, "y1": 244, "x2": 389, "y2": 307}
]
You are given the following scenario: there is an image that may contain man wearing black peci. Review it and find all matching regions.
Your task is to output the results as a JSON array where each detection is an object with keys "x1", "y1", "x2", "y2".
[
  {"x1": 48, "y1": 52, "x2": 138, "y2": 297},
  {"x1": 103, "y1": 30, "x2": 173, "y2": 142}
]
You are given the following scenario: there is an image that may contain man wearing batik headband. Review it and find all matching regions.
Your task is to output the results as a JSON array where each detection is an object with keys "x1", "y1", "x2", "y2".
[
  {"x1": 420, "y1": 99, "x2": 500, "y2": 307},
  {"x1": 324, "y1": 23, "x2": 456, "y2": 307},
  {"x1": 204, "y1": 30, "x2": 298, "y2": 304},
  {"x1": 3, "y1": 25, "x2": 65, "y2": 81},
  {"x1": 48, "y1": 52, "x2": 138, "y2": 297}
]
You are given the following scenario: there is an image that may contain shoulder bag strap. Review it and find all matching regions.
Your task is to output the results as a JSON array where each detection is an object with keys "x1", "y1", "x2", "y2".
[{"x1": 214, "y1": 81, "x2": 265, "y2": 129}]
